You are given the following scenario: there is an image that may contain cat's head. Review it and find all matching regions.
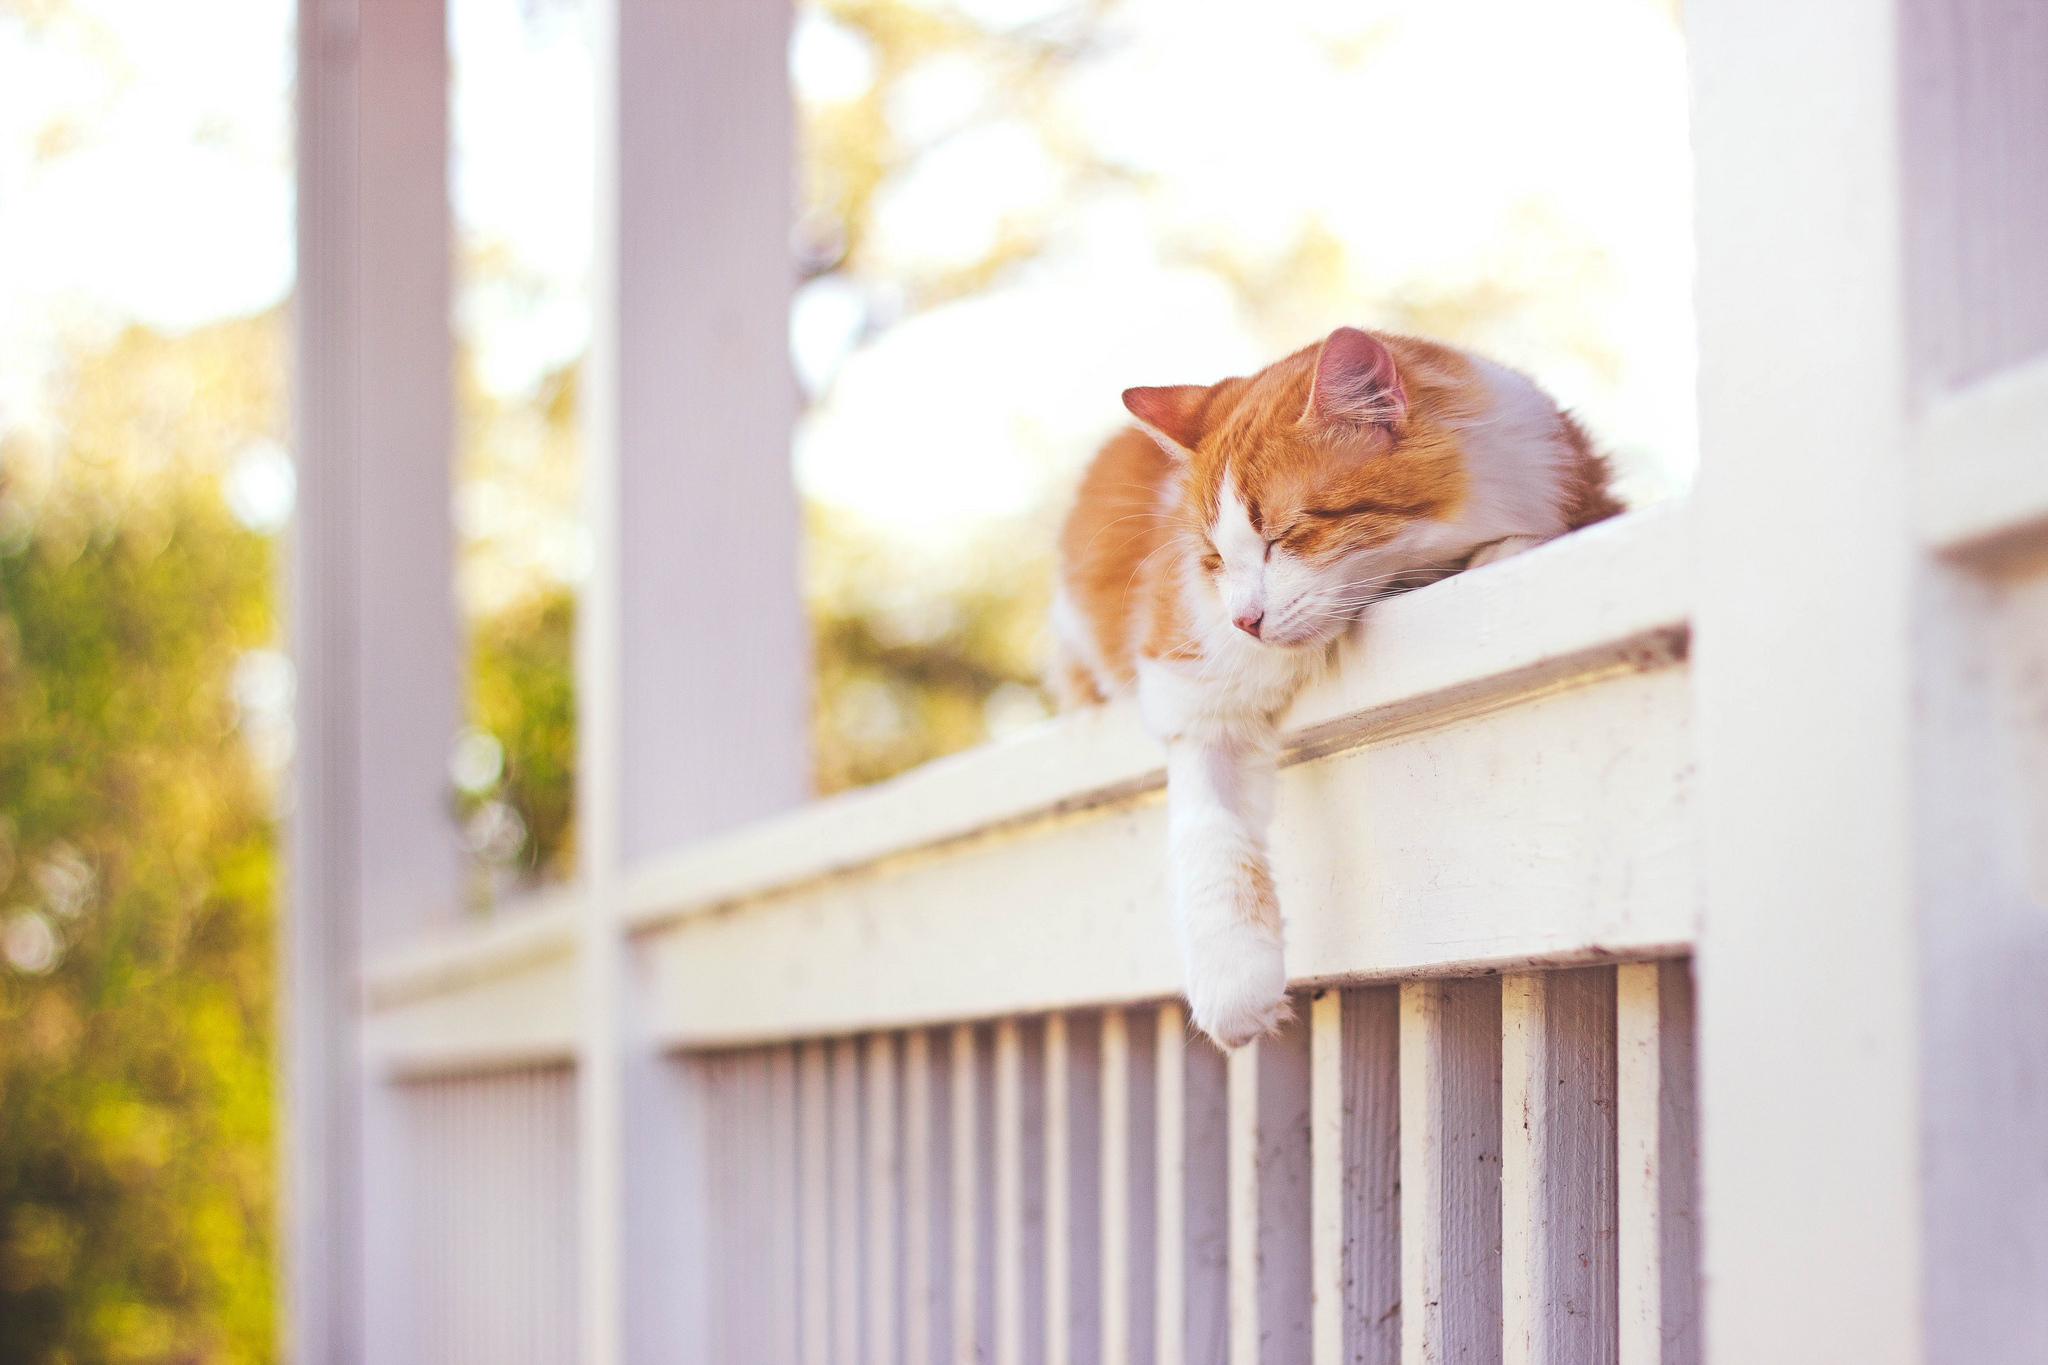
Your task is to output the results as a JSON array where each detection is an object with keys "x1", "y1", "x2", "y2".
[{"x1": 1124, "y1": 327, "x2": 1475, "y2": 649}]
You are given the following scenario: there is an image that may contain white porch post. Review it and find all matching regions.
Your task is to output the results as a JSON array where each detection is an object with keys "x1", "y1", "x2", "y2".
[
  {"x1": 1691, "y1": 0, "x2": 1922, "y2": 1357},
  {"x1": 1897, "y1": 2, "x2": 2048, "y2": 1355},
  {"x1": 291, "y1": 0, "x2": 460, "y2": 1362},
  {"x1": 1692, "y1": 1, "x2": 2048, "y2": 1360},
  {"x1": 582, "y1": 0, "x2": 807, "y2": 1360}
]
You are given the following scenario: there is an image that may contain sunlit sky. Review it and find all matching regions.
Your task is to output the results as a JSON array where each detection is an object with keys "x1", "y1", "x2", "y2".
[
  {"x1": 0, "y1": 0, "x2": 586, "y2": 423},
  {"x1": 0, "y1": 0, "x2": 1693, "y2": 564},
  {"x1": 0, "y1": 0, "x2": 292, "y2": 441},
  {"x1": 792, "y1": 0, "x2": 1694, "y2": 552}
]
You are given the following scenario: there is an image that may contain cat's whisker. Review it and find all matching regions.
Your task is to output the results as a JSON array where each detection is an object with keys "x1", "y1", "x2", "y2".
[
  {"x1": 1075, "y1": 510, "x2": 1177, "y2": 562},
  {"x1": 1117, "y1": 538, "x2": 1188, "y2": 601}
]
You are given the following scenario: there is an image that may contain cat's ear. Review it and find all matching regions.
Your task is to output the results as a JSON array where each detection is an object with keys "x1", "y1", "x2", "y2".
[
  {"x1": 1122, "y1": 384, "x2": 1211, "y2": 461},
  {"x1": 1308, "y1": 327, "x2": 1407, "y2": 429}
]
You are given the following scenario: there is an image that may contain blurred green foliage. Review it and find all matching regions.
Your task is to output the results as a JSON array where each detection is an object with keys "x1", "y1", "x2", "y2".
[
  {"x1": 464, "y1": 589, "x2": 577, "y2": 885},
  {"x1": 807, "y1": 509, "x2": 1053, "y2": 795},
  {"x1": 449, "y1": 351, "x2": 1056, "y2": 884},
  {"x1": 0, "y1": 317, "x2": 281, "y2": 1364},
  {"x1": 444, "y1": 507, "x2": 1052, "y2": 878}
]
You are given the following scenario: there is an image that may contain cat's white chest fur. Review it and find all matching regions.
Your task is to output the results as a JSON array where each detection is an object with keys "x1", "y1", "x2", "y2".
[{"x1": 1134, "y1": 574, "x2": 1324, "y2": 744}]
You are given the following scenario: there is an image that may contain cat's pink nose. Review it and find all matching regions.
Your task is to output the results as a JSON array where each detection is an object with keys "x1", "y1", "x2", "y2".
[{"x1": 1234, "y1": 611, "x2": 1263, "y2": 639}]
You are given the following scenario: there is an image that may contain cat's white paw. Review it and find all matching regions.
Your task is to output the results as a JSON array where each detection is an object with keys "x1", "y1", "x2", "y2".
[{"x1": 1185, "y1": 923, "x2": 1289, "y2": 1050}]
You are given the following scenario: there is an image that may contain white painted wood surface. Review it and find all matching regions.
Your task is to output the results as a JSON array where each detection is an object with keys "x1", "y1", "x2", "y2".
[
  {"x1": 1616, "y1": 962, "x2": 1698, "y2": 1365},
  {"x1": 870, "y1": 1034, "x2": 901, "y2": 1365},
  {"x1": 1257, "y1": 1014, "x2": 1315, "y2": 1364},
  {"x1": 704, "y1": 1050, "x2": 795, "y2": 1364},
  {"x1": 1689, "y1": 1, "x2": 1922, "y2": 1360},
  {"x1": 396, "y1": 1068, "x2": 579, "y2": 1365},
  {"x1": 1310, "y1": 994, "x2": 1346, "y2": 1365},
  {"x1": 1154, "y1": 1007, "x2": 1185, "y2": 1365},
  {"x1": 771, "y1": 1048, "x2": 803, "y2": 1365},
  {"x1": 661, "y1": 973, "x2": 1709, "y2": 1365},
  {"x1": 996, "y1": 1019, "x2": 1025, "y2": 1365},
  {"x1": 1124, "y1": 1009, "x2": 1157, "y2": 1365},
  {"x1": 1048, "y1": 1015, "x2": 1073, "y2": 1365},
  {"x1": 953, "y1": 1024, "x2": 983, "y2": 1365},
  {"x1": 1021, "y1": 1023, "x2": 1049, "y2": 1365},
  {"x1": 1615, "y1": 967, "x2": 1660, "y2": 1365},
  {"x1": 361, "y1": 892, "x2": 579, "y2": 1010},
  {"x1": 1917, "y1": 563, "x2": 2048, "y2": 1357},
  {"x1": 1071, "y1": 1016, "x2": 1106, "y2": 1365},
  {"x1": 1500, "y1": 971, "x2": 1617, "y2": 1365},
  {"x1": 577, "y1": 3, "x2": 628, "y2": 1354},
  {"x1": 1913, "y1": 352, "x2": 2048, "y2": 555},
  {"x1": 1227, "y1": 1045, "x2": 1261, "y2": 1365},
  {"x1": 316, "y1": 0, "x2": 462, "y2": 960},
  {"x1": 622, "y1": 502, "x2": 1688, "y2": 932},
  {"x1": 1049, "y1": 1012, "x2": 1105, "y2": 1365},
  {"x1": 1099, "y1": 1011, "x2": 1131, "y2": 1365},
  {"x1": 800, "y1": 1042, "x2": 831, "y2": 1365},
  {"x1": 580, "y1": 0, "x2": 812, "y2": 1355},
  {"x1": 906, "y1": 1029, "x2": 937, "y2": 1365},
  {"x1": 1898, "y1": 0, "x2": 2048, "y2": 390},
  {"x1": 363, "y1": 952, "x2": 579, "y2": 1080},
  {"x1": 1339, "y1": 990, "x2": 1402, "y2": 1365},
  {"x1": 1398, "y1": 982, "x2": 1448, "y2": 1365},
  {"x1": 601, "y1": 0, "x2": 807, "y2": 862},
  {"x1": 834, "y1": 1041, "x2": 866, "y2": 1361},
  {"x1": 1183, "y1": 1025, "x2": 1231, "y2": 1364},
  {"x1": 635, "y1": 662, "x2": 1692, "y2": 1048},
  {"x1": 1400, "y1": 980, "x2": 1503, "y2": 1365},
  {"x1": 292, "y1": 0, "x2": 465, "y2": 1359}
]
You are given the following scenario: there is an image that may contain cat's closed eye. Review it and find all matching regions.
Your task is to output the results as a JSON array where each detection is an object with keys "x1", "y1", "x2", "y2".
[
  {"x1": 1199, "y1": 549, "x2": 1222, "y2": 572},
  {"x1": 1305, "y1": 501, "x2": 1381, "y2": 520}
]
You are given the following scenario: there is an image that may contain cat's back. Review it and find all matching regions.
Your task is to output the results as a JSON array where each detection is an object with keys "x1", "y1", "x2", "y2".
[{"x1": 1053, "y1": 427, "x2": 1179, "y2": 705}]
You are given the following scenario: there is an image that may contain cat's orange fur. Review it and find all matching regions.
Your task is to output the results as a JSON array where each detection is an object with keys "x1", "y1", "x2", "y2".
[
  {"x1": 1054, "y1": 327, "x2": 1619, "y2": 1047},
  {"x1": 1058, "y1": 331, "x2": 1618, "y2": 705}
]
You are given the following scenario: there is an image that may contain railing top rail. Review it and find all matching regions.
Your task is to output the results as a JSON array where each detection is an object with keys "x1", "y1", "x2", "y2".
[
  {"x1": 620, "y1": 498, "x2": 1692, "y2": 933},
  {"x1": 362, "y1": 497, "x2": 1694, "y2": 1054}
]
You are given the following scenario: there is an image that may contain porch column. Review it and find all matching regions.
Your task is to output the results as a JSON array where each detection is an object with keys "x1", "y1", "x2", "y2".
[
  {"x1": 580, "y1": 0, "x2": 808, "y2": 1360},
  {"x1": 1692, "y1": 1, "x2": 2048, "y2": 1359},
  {"x1": 291, "y1": 0, "x2": 461, "y2": 1361}
]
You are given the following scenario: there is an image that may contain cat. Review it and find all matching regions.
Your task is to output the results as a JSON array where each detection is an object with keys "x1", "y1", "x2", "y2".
[{"x1": 1053, "y1": 327, "x2": 1621, "y2": 1048}]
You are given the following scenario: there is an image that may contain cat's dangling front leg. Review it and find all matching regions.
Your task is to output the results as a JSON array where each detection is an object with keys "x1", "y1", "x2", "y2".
[{"x1": 1165, "y1": 720, "x2": 1289, "y2": 1049}]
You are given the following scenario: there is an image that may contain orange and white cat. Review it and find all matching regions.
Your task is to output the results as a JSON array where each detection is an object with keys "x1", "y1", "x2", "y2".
[{"x1": 1055, "y1": 327, "x2": 1620, "y2": 1048}]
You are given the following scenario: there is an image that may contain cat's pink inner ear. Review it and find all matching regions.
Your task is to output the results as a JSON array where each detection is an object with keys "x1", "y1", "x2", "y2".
[
  {"x1": 1122, "y1": 384, "x2": 1210, "y2": 458},
  {"x1": 1310, "y1": 327, "x2": 1407, "y2": 428}
]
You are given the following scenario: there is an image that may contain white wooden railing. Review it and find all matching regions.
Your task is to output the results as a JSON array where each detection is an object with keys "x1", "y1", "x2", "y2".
[
  {"x1": 294, "y1": 1, "x2": 2048, "y2": 1359},
  {"x1": 359, "y1": 501, "x2": 1701, "y2": 1363}
]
